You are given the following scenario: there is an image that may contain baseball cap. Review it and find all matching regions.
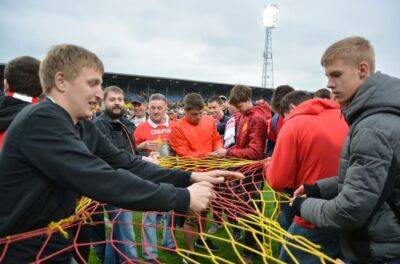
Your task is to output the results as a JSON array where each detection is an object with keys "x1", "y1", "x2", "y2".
[
  {"x1": 219, "y1": 95, "x2": 227, "y2": 102},
  {"x1": 130, "y1": 95, "x2": 147, "y2": 104}
]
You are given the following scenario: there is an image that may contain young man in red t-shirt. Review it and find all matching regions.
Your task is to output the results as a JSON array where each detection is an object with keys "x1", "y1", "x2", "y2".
[
  {"x1": 169, "y1": 93, "x2": 223, "y2": 255},
  {"x1": 170, "y1": 94, "x2": 222, "y2": 158}
]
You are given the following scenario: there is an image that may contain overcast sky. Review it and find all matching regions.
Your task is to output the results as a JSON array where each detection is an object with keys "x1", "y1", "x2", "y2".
[{"x1": 1, "y1": 0, "x2": 399, "y2": 91}]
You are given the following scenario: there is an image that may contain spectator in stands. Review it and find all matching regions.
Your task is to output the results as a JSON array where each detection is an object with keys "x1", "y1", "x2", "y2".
[
  {"x1": 0, "y1": 56, "x2": 41, "y2": 150},
  {"x1": 292, "y1": 36, "x2": 400, "y2": 263},
  {"x1": 209, "y1": 85, "x2": 271, "y2": 264},
  {"x1": 0, "y1": 44, "x2": 243, "y2": 263},
  {"x1": 265, "y1": 90, "x2": 348, "y2": 263},
  {"x1": 130, "y1": 95, "x2": 148, "y2": 126},
  {"x1": 134, "y1": 93, "x2": 176, "y2": 261},
  {"x1": 94, "y1": 86, "x2": 139, "y2": 263},
  {"x1": 170, "y1": 93, "x2": 223, "y2": 254},
  {"x1": 314, "y1": 88, "x2": 331, "y2": 99}
]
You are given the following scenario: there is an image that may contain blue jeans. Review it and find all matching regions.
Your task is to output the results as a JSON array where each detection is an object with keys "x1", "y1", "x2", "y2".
[
  {"x1": 142, "y1": 211, "x2": 175, "y2": 260},
  {"x1": 105, "y1": 206, "x2": 138, "y2": 264},
  {"x1": 162, "y1": 212, "x2": 175, "y2": 248},
  {"x1": 277, "y1": 189, "x2": 294, "y2": 231},
  {"x1": 279, "y1": 222, "x2": 341, "y2": 264},
  {"x1": 91, "y1": 205, "x2": 106, "y2": 262},
  {"x1": 278, "y1": 202, "x2": 295, "y2": 231}
]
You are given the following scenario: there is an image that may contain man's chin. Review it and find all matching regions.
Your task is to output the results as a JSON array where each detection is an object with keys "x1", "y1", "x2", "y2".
[
  {"x1": 152, "y1": 116, "x2": 162, "y2": 121},
  {"x1": 106, "y1": 109, "x2": 123, "y2": 119},
  {"x1": 83, "y1": 112, "x2": 93, "y2": 120}
]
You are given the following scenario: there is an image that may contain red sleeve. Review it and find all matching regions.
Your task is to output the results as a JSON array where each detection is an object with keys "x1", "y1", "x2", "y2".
[
  {"x1": 265, "y1": 122, "x2": 298, "y2": 191},
  {"x1": 227, "y1": 116, "x2": 268, "y2": 160},
  {"x1": 169, "y1": 125, "x2": 208, "y2": 158}
]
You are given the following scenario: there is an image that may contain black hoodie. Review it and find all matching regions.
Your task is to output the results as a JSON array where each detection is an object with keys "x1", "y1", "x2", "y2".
[
  {"x1": 0, "y1": 100, "x2": 191, "y2": 263},
  {"x1": 0, "y1": 96, "x2": 31, "y2": 133},
  {"x1": 0, "y1": 96, "x2": 32, "y2": 149}
]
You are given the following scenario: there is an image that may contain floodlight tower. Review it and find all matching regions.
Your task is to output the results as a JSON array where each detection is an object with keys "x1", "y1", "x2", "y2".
[{"x1": 261, "y1": 3, "x2": 279, "y2": 89}]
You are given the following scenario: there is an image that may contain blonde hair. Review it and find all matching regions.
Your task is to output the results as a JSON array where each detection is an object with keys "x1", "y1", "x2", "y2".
[
  {"x1": 39, "y1": 44, "x2": 104, "y2": 94},
  {"x1": 321, "y1": 36, "x2": 375, "y2": 73}
]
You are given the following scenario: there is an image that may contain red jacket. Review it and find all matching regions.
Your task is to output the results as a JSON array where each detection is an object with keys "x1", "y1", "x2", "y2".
[
  {"x1": 266, "y1": 98, "x2": 348, "y2": 227},
  {"x1": 227, "y1": 103, "x2": 271, "y2": 160},
  {"x1": 170, "y1": 115, "x2": 222, "y2": 157}
]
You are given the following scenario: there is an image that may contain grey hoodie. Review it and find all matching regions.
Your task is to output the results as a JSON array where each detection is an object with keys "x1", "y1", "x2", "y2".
[{"x1": 300, "y1": 72, "x2": 400, "y2": 263}]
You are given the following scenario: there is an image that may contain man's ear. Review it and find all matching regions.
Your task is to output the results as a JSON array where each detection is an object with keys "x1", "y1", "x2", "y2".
[
  {"x1": 54, "y1": 71, "x2": 68, "y2": 92},
  {"x1": 3, "y1": 79, "x2": 10, "y2": 93},
  {"x1": 358, "y1": 61, "x2": 371, "y2": 80}
]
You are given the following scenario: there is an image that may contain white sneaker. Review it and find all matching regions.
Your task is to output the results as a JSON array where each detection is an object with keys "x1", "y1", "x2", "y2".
[{"x1": 207, "y1": 223, "x2": 222, "y2": 234}]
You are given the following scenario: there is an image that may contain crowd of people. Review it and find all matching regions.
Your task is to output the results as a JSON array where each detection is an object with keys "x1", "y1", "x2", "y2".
[{"x1": 0, "y1": 35, "x2": 399, "y2": 264}]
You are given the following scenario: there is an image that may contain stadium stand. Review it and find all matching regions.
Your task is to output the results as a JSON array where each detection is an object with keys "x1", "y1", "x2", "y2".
[{"x1": 0, "y1": 64, "x2": 273, "y2": 102}]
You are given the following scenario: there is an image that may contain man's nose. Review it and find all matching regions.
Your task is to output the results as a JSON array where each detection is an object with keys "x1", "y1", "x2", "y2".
[
  {"x1": 95, "y1": 86, "x2": 103, "y2": 101},
  {"x1": 327, "y1": 78, "x2": 335, "y2": 89}
]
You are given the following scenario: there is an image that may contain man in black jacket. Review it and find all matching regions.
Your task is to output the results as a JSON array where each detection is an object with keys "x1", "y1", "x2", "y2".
[
  {"x1": 94, "y1": 85, "x2": 140, "y2": 262},
  {"x1": 95, "y1": 86, "x2": 136, "y2": 154},
  {"x1": 0, "y1": 44, "x2": 243, "y2": 263},
  {"x1": 0, "y1": 56, "x2": 42, "y2": 149}
]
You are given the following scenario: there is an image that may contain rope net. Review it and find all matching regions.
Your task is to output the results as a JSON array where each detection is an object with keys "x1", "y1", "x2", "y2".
[{"x1": 0, "y1": 157, "x2": 338, "y2": 263}]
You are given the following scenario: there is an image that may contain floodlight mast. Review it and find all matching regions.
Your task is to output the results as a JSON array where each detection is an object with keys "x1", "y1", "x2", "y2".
[{"x1": 261, "y1": 3, "x2": 279, "y2": 89}]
